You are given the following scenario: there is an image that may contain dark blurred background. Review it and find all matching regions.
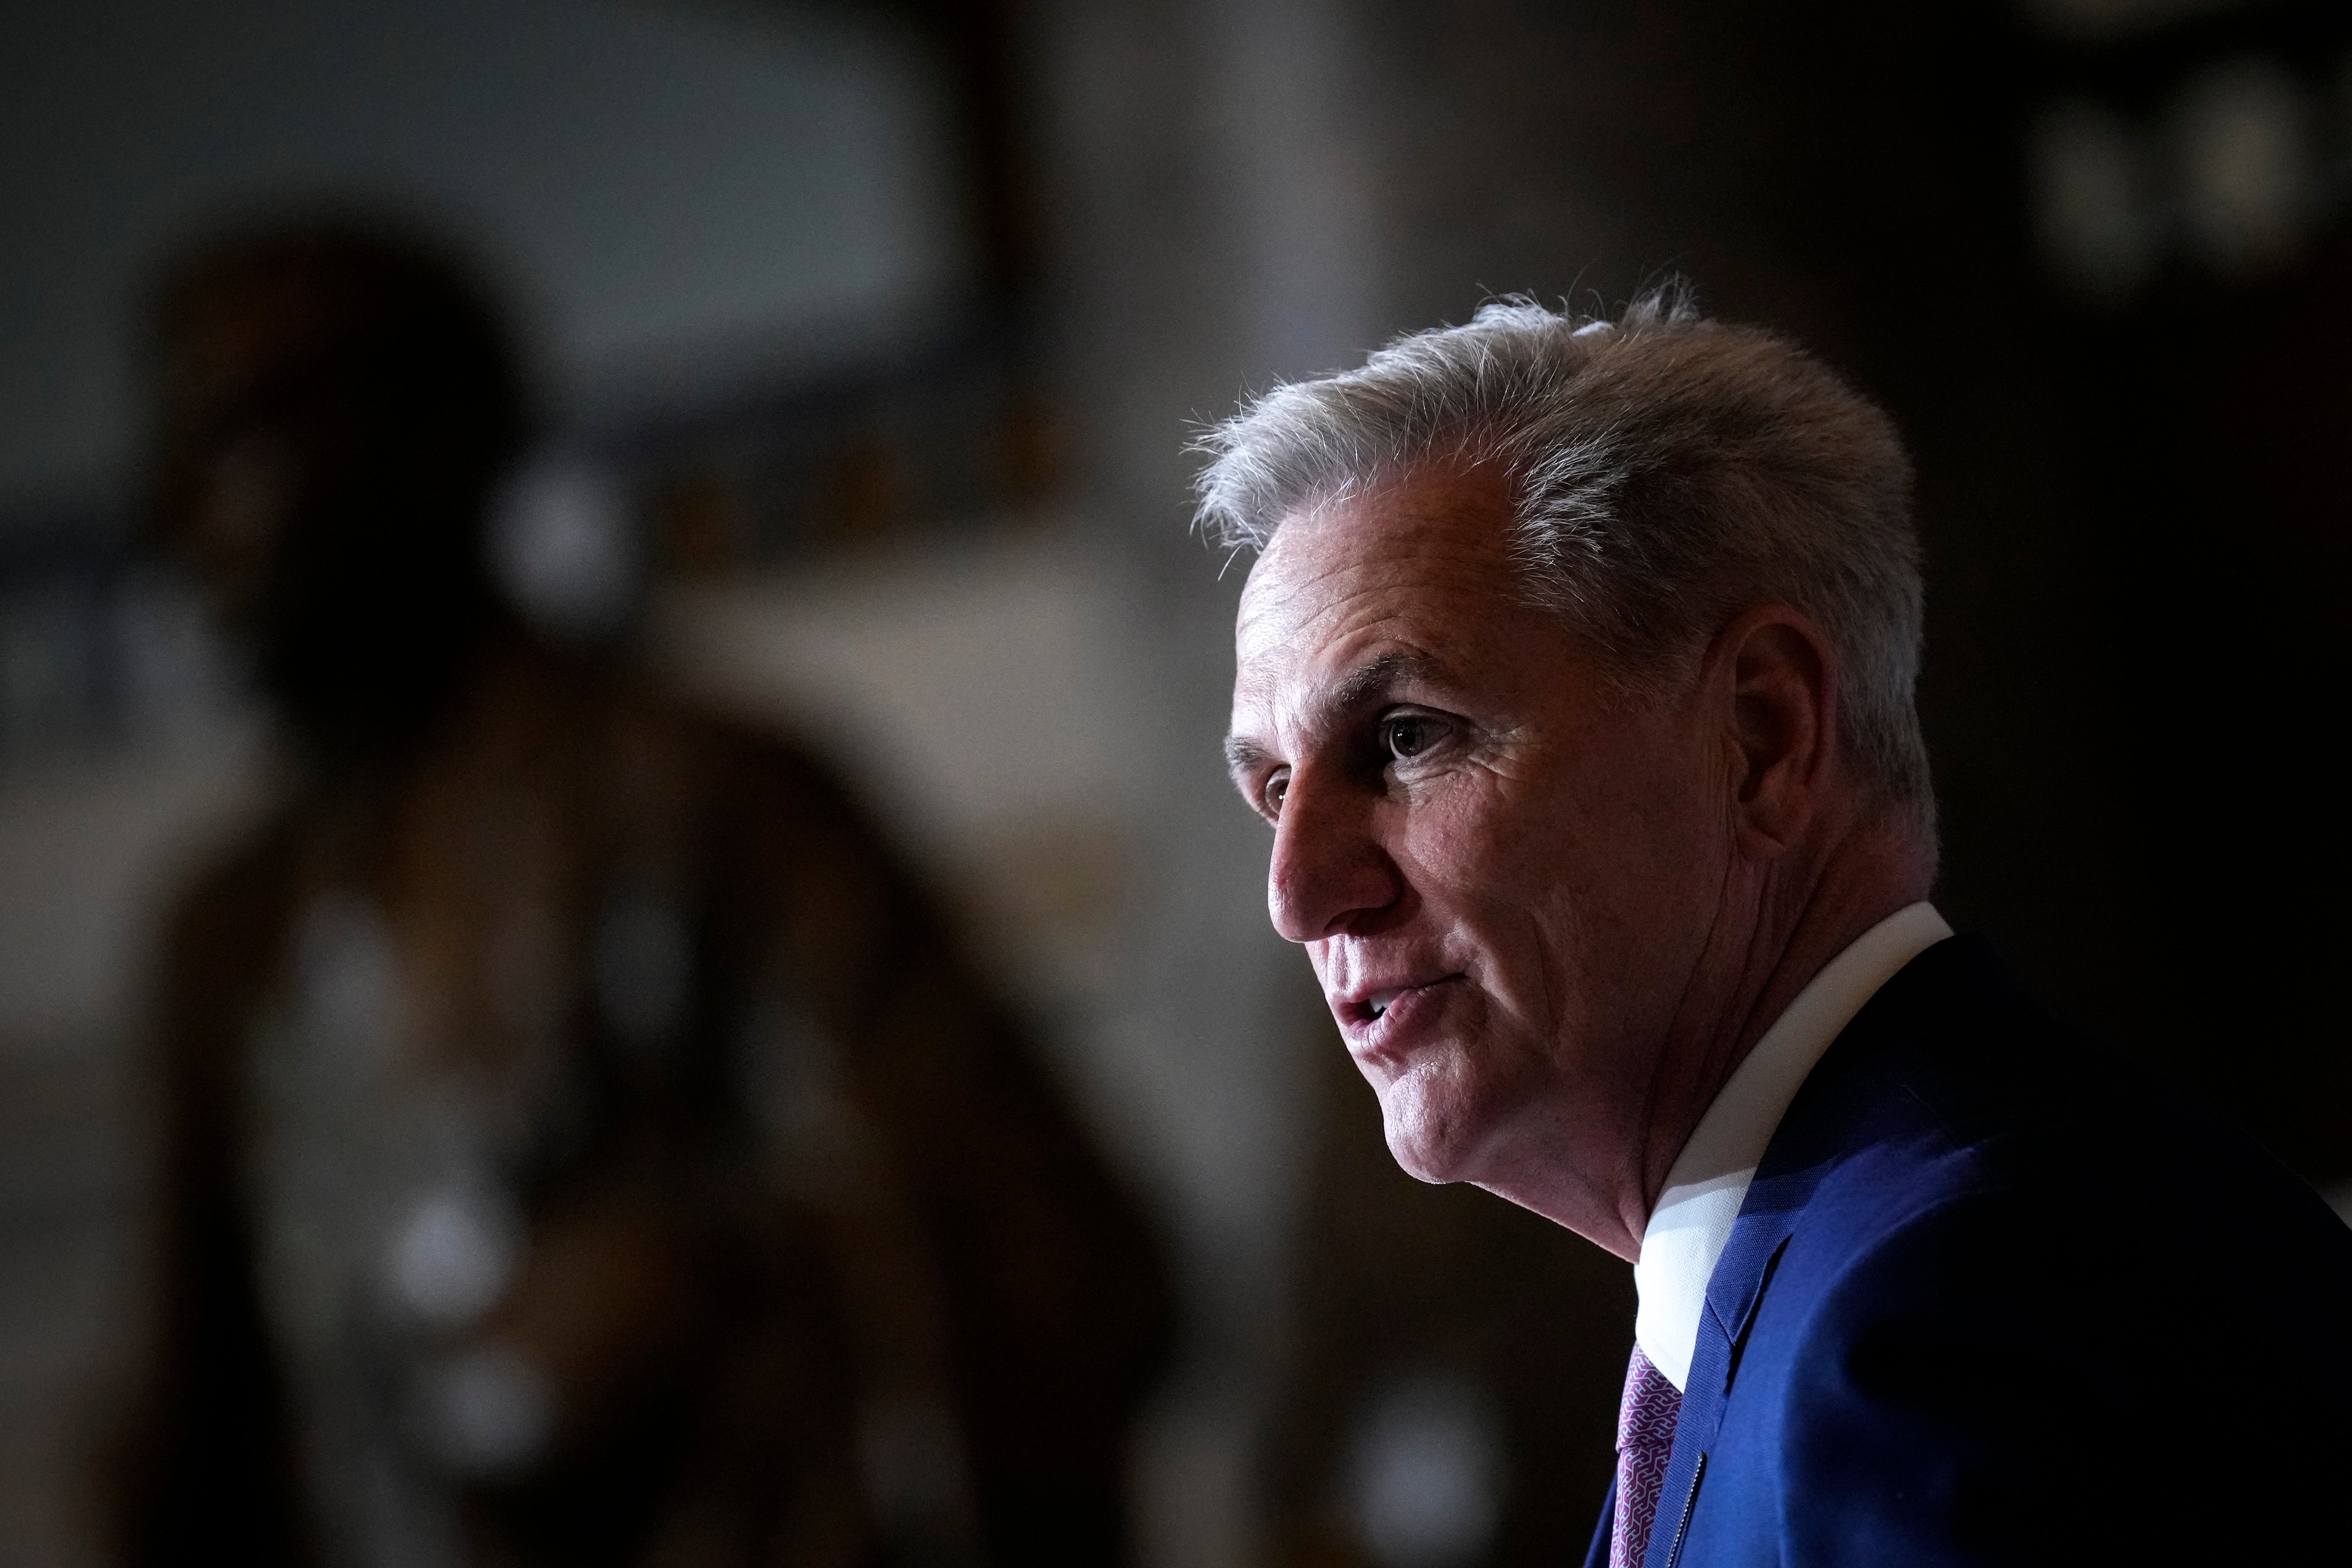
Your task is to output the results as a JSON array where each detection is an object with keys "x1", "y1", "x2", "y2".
[{"x1": 3, "y1": 2, "x2": 2348, "y2": 1566}]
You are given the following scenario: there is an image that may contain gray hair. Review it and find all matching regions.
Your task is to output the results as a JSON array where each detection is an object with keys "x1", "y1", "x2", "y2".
[{"x1": 1192, "y1": 286, "x2": 1933, "y2": 831}]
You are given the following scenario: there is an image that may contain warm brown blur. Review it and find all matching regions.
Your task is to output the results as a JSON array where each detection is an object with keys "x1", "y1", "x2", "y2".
[{"x1": 108, "y1": 226, "x2": 1172, "y2": 1568}]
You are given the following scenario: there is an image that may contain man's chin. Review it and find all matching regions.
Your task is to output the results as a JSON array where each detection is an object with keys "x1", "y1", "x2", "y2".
[{"x1": 1377, "y1": 1092, "x2": 1490, "y2": 1186}]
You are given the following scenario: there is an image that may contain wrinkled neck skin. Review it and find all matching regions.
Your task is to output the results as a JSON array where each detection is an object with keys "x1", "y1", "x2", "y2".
[{"x1": 1475, "y1": 803, "x2": 1934, "y2": 1263}]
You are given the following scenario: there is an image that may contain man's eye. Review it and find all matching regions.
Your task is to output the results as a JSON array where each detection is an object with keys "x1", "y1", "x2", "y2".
[
  {"x1": 1262, "y1": 770, "x2": 1290, "y2": 816},
  {"x1": 1381, "y1": 716, "x2": 1444, "y2": 761}
]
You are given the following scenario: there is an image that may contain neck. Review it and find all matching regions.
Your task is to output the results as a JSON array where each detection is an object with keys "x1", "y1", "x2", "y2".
[{"x1": 1532, "y1": 807, "x2": 1932, "y2": 1262}]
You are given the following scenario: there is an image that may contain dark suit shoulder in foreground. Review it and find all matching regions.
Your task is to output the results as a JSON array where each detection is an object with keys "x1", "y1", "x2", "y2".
[{"x1": 1630, "y1": 934, "x2": 2352, "y2": 1567}]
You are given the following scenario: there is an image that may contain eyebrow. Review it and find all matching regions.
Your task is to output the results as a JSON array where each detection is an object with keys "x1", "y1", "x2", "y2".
[
  {"x1": 1222, "y1": 649, "x2": 1446, "y2": 783},
  {"x1": 1323, "y1": 649, "x2": 1443, "y2": 716},
  {"x1": 1223, "y1": 733, "x2": 1273, "y2": 779}
]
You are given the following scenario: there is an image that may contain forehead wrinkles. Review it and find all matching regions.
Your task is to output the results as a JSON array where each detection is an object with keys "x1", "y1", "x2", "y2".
[
  {"x1": 1234, "y1": 562, "x2": 1421, "y2": 725},
  {"x1": 1242, "y1": 494, "x2": 1481, "y2": 636},
  {"x1": 1240, "y1": 566, "x2": 1413, "y2": 664},
  {"x1": 1240, "y1": 530, "x2": 1494, "y2": 665},
  {"x1": 1233, "y1": 466, "x2": 1522, "y2": 724}
]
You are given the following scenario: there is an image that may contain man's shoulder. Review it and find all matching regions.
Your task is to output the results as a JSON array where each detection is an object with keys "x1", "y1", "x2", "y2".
[
  {"x1": 1761, "y1": 932, "x2": 2341, "y2": 1257},
  {"x1": 1750, "y1": 931, "x2": 2352, "y2": 1363},
  {"x1": 1673, "y1": 935, "x2": 2352, "y2": 1561}
]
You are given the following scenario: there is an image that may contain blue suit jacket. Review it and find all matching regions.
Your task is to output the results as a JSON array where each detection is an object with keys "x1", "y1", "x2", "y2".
[{"x1": 1584, "y1": 934, "x2": 2352, "y2": 1566}]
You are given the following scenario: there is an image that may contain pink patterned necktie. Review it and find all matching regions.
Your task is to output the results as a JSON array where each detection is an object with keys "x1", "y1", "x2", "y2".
[{"x1": 1611, "y1": 1343, "x2": 1684, "y2": 1568}]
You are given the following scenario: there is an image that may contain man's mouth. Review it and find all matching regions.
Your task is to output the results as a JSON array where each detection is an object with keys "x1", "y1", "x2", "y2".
[{"x1": 1341, "y1": 975, "x2": 1465, "y2": 1035}]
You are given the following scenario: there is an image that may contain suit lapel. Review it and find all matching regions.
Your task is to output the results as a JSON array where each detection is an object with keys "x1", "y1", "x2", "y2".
[
  {"x1": 1635, "y1": 950, "x2": 1936, "y2": 1566},
  {"x1": 1640, "y1": 1211, "x2": 1794, "y2": 1568},
  {"x1": 1634, "y1": 937, "x2": 1995, "y2": 1567}
]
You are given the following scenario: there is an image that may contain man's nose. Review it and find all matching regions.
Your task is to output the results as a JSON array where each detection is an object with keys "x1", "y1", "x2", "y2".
[{"x1": 1267, "y1": 772, "x2": 1401, "y2": 943}]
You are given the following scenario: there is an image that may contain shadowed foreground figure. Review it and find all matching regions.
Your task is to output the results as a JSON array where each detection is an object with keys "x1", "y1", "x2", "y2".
[
  {"x1": 1200, "y1": 290, "x2": 2352, "y2": 1566},
  {"x1": 112, "y1": 221, "x2": 1169, "y2": 1568}
]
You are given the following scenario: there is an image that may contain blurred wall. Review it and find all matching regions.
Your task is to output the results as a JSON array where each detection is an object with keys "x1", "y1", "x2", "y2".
[{"x1": 0, "y1": 0, "x2": 970, "y2": 508}]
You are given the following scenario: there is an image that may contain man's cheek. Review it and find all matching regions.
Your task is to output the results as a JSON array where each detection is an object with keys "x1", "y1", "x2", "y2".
[
  {"x1": 1401, "y1": 794, "x2": 1482, "y2": 873},
  {"x1": 1413, "y1": 791, "x2": 1538, "y2": 890}
]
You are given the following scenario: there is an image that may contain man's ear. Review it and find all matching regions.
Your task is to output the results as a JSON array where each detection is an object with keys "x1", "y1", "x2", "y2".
[{"x1": 1715, "y1": 606, "x2": 1839, "y2": 857}]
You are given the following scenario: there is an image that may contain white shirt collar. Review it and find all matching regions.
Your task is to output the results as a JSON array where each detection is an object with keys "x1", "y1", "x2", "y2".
[{"x1": 1631, "y1": 902, "x2": 1954, "y2": 1391}]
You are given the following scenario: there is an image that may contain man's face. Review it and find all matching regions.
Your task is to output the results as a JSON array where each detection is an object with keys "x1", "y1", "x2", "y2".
[{"x1": 1227, "y1": 465, "x2": 1730, "y2": 1211}]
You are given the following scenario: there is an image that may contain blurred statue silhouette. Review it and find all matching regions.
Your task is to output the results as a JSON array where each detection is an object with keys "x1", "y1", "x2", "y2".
[{"x1": 111, "y1": 218, "x2": 1171, "y2": 1568}]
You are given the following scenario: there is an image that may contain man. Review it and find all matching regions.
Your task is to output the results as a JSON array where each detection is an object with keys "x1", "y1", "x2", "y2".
[
  {"x1": 113, "y1": 218, "x2": 1169, "y2": 1568},
  {"x1": 1201, "y1": 290, "x2": 2352, "y2": 1566}
]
